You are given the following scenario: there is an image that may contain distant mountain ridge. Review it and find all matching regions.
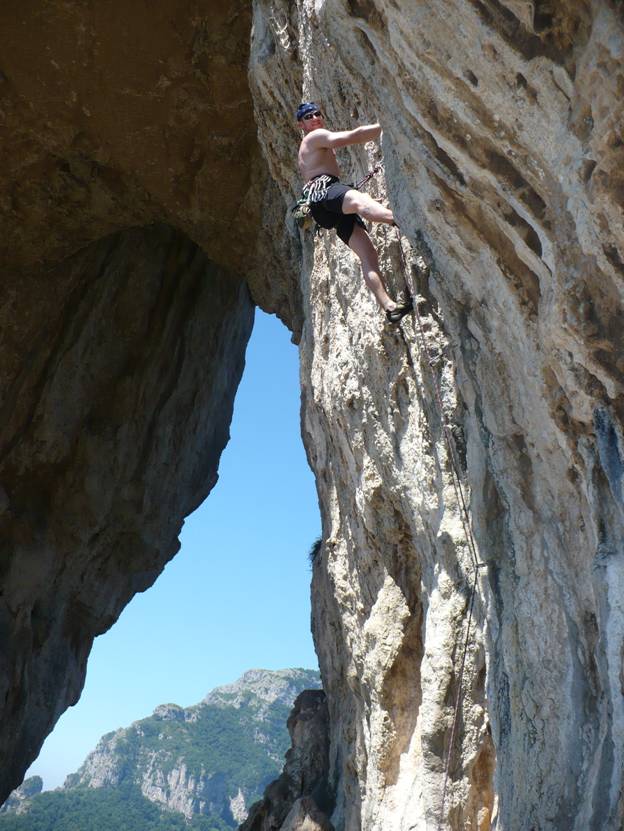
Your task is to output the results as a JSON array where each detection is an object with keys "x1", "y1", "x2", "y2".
[
  {"x1": 203, "y1": 668, "x2": 317, "y2": 711},
  {"x1": 0, "y1": 669, "x2": 321, "y2": 831}
]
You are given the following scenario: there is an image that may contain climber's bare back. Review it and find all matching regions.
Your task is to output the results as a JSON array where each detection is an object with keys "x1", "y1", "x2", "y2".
[{"x1": 298, "y1": 130, "x2": 342, "y2": 181}]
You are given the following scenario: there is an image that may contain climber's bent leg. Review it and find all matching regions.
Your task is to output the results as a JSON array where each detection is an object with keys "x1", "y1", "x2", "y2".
[{"x1": 342, "y1": 189, "x2": 394, "y2": 225}]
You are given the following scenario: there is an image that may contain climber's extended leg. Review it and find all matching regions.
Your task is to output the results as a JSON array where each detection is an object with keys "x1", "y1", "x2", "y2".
[
  {"x1": 347, "y1": 224, "x2": 409, "y2": 320},
  {"x1": 342, "y1": 189, "x2": 394, "y2": 225}
]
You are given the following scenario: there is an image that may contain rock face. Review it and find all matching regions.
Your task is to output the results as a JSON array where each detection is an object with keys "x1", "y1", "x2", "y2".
[
  {"x1": 241, "y1": 689, "x2": 333, "y2": 831},
  {"x1": 0, "y1": 778, "x2": 42, "y2": 816},
  {"x1": 248, "y1": 1, "x2": 624, "y2": 829},
  {"x1": 0, "y1": 0, "x2": 294, "y2": 805},
  {"x1": 0, "y1": 224, "x2": 254, "y2": 803},
  {"x1": 0, "y1": 0, "x2": 301, "y2": 326},
  {"x1": 204, "y1": 668, "x2": 315, "y2": 709},
  {"x1": 63, "y1": 668, "x2": 321, "y2": 826},
  {"x1": 1, "y1": 2, "x2": 250, "y2": 266}
]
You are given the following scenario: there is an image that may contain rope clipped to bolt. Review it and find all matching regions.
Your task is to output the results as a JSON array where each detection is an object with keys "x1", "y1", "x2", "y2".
[
  {"x1": 393, "y1": 227, "x2": 486, "y2": 831},
  {"x1": 340, "y1": 159, "x2": 484, "y2": 825},
  {"x1": 353, "y1": 161, "x2": 384, "y2": 191},
  {"x1": 341, "y1": 161, "x2": 484, "y2": 826}
]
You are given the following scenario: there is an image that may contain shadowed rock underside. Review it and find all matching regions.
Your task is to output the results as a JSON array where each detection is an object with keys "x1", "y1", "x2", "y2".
[{"x1": 0, "y1": 0, "x2": 274, "y2": 803}]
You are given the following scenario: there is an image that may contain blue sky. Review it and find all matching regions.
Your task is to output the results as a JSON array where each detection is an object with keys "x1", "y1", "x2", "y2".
[{"x1": 28, "y1": 310, "x2": 320, "y2": 790}]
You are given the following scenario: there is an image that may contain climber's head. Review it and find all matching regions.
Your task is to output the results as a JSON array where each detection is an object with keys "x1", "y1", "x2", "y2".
[{"x1": 296, "y1": 101, "x2": 324, "y2": 132}]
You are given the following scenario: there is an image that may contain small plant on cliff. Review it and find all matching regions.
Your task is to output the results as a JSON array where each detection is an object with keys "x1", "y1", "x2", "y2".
[{"x1": 308, "y1": 537, "x2": 322, "y2": 566}]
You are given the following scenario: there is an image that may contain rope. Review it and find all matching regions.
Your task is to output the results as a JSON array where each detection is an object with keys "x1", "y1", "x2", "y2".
[
  {"x1": 437, "y1": 569, "x2": 479, "y2": 829},
  {"x1": 304, "y1": 157, "x2": 480, "y2": 823},
  {"x1": 393, "y1": 228, "x2": 485, "y2": 830},
  {"x1": 304, "y1": 157, "x2": 481, "y2": 823},
  {"x1": 354, "y1": 162, "x2": 384, "y2": 191},
  {"x1": 305, "y1": 160, "x2": 483, "y2": 823}
]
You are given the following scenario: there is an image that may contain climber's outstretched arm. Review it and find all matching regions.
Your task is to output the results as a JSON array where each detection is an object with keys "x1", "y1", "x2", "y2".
[{"x1": 308, "y1": 124, "x2": 382, "y2": 150}]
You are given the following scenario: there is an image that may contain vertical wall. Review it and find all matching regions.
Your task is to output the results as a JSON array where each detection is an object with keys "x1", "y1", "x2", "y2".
[{"x1": 249, "y1": 1, "x2": 624, "y2": 828}]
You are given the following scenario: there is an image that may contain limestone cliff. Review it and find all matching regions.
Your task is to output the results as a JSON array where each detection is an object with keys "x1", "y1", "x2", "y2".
[
  {"x1": 63, "y1": 669, "x2": 321, "y2": 826},
  {"x1": 248, "y1": 1, "x2": 624, "y2": 829},
  {"x1": 0, "y1": 0, "x2": 265, "y2": 804},
  {"x1": 3, "y1": 3, "x2": 624, "y2": 831},
  {"x1": 0, "y1": 224, "x2": 254, "y2": 803}
]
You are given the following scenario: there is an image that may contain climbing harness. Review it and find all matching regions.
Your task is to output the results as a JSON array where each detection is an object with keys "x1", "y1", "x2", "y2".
[
  {"x1": 393, "y1": 229, "x2": 486, "y2": 830},
  {"x1": 291, "y1": 174, "x2": 337, "y2": 228},
  {"x1": 291, "y1": 163, "x2": 384, "y2": 229},
  {"x1": 303, "y1": 173, "x2": 335, "y2": 203}
]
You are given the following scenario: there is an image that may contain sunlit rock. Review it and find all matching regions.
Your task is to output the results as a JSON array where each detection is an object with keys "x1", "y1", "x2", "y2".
[{"x1": 249, "y1": 1, "x2": 624, "y2": 828}]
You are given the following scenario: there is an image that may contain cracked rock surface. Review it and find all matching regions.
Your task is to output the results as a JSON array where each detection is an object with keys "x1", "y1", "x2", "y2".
[{"x1": 249, "y1": 1, "x2": 624, "y2": 829}]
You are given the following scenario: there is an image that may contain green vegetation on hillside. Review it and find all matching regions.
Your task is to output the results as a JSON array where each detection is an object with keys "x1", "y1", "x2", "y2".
[
  {"x1": 0, "y1": 786, "x2": 230, "y2": 831},
  {"x1": 1, "y1": 669, "x2": 322, "y2": 831},
  {"x1": 101, "y1": 701, "x2": 291, "y2": 791}
]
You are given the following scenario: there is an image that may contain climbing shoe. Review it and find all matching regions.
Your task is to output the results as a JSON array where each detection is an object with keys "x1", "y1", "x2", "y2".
[{"x1": 385, "y1": 297, "x2": 413, "y2": 324}]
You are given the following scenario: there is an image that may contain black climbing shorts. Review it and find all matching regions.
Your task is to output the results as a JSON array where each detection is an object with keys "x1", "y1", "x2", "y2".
[{"x1": 307, "y1": 177, "x2": 365, "y2": 245}]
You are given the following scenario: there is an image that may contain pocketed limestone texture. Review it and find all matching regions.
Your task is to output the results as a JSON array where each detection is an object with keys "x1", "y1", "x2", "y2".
[{"x1": 249, "y1": 1, "x2": 624, "y2": 829}]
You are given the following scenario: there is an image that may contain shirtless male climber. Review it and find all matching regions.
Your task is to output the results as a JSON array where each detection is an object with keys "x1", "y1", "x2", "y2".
[{"x1": 296, "y1": 101, "x2": 413, "y2": 324}]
